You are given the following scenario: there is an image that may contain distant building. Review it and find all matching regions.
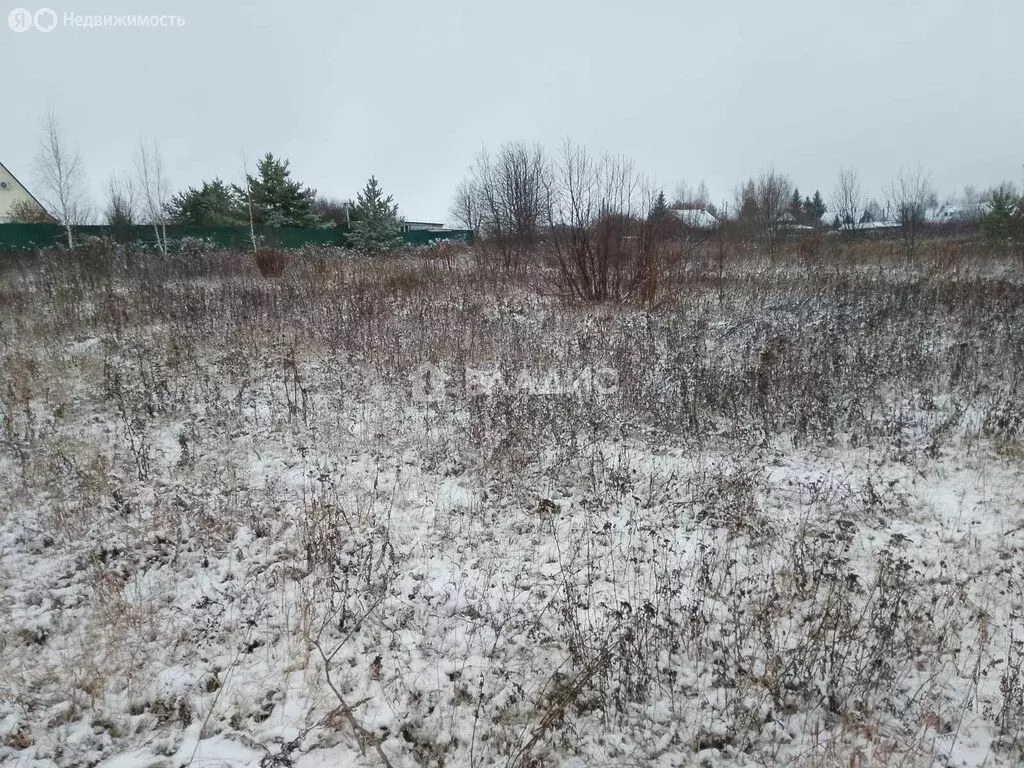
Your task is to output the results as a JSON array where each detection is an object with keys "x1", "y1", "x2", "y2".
[
  {"x1": 926, "y1": 203, "x2": 987, "y2": 223},
  {"x1": 401, "y1": 220, "x2": 446, "y2": 232},
  {"x1": 0, "y1": 161, "x2": 50, "y2": 223},
  {"x1": 667, "y1": 206, "x2": 719, "y2": 230},
  {"x1": 926, "y1": 200, "x2": 1022, "y2": 223}
]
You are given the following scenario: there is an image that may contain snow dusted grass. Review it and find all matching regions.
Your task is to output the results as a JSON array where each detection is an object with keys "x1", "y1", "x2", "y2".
[{"x1": 1, "y1": 244, "x2": 1023, "y2": 767}]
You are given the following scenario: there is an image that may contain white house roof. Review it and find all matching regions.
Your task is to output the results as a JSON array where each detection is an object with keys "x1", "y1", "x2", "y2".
[
  {"x1": 855, "y1": 220, "x2": 900, "y2": 230},
  {"x1": 668, "y1": 208, "x2": 719, "y2": 229},
  {"x1": 925, "y1": 203, "x2": 987, "y2": 222}
]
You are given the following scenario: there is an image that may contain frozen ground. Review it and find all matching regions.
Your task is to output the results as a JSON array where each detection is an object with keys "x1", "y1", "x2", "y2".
[{"x1": 1, "y1": 246, "x2": 1022, "y2": 767}]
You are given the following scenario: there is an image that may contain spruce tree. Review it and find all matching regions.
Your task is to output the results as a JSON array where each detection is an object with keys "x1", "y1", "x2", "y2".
[
  {"x1": 789, "y1": 188, "x2": 803, "y2": 222},
  {"x1": 167, "y1": 179, "x2": 245, "y2": 226},
  {"x1": 811, "y1": 190, "x2": 827, "y2": 221},
  {"x1": 981, "y1": 190, "x2": 1015, "y2": 241},
  {"x1": 349, "y1": 176, "x2": 404, "y2": 253},
  {"x1": 801, "y1": 190, "x2": 827, "y2": 223},
  {"x1": 234, "y1": 153, "x2": 321, "y2": 228},
  {"x1": 648, "y1": 191, "x2": 669, "y2": 221}
]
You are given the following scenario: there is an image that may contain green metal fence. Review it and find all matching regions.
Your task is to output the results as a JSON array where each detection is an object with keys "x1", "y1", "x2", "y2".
[{"x1": 0, "y1": 223, "x2": 473, "y2": 251}]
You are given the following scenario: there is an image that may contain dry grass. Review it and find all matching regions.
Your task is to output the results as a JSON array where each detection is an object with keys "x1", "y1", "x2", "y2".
[{"x1": 0, "y1": 239, "x2": 1022, "y2": 766}]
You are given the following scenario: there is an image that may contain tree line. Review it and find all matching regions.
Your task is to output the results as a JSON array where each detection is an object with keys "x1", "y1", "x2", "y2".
[
  {"x1": 17, "y1": 113, "x2": 1022, "y2": 264},
  {"x1": 450, "y1": 140, "x2": 1023, "y2": 266},
  {"x1": 21, "y1": 112, "x2": 406, "y2": 253}
]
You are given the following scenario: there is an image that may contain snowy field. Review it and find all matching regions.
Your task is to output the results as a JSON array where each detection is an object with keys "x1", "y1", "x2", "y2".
[{"x1": 1, "y1": 245, "x2": 1022, "y2": 767}]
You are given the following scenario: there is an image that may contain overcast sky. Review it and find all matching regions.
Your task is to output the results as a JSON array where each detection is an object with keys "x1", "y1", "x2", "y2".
[{"x1": 3, "y1": 0, "x2": 1022, "y2": 223}]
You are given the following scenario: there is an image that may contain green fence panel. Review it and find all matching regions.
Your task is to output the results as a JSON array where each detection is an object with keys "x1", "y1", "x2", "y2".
[
  {"x1": 402, "y1": 229, "x2": 473, "y2": 247},
  {"x1": 0, "y1": 224, "x2": 473, "y2": 251},
  {"x1": 0, "y1": 223, "x2": 65, "y2": 249}
]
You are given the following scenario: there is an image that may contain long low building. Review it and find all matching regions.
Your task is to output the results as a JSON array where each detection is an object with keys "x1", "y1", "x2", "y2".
[{"x1": 400, "y1": 220, "x2": 446, "y2": 232}]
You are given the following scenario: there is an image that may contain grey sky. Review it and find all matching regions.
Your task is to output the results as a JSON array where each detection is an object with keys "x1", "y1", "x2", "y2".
[{"x1": 3, "y1": 0, "x2": 1022, "y2": 223}]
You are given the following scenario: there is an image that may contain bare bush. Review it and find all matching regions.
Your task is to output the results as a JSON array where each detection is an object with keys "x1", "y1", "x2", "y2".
[
  {"x1": 253, "y1": 247, "x2": 286, "y2": 277},
  {"x1": 7, "y1": 199, "x2": 54, "y2": 224},
  {"x1": 544, "y1": 140, "x2": 661, "y2": 303},
  {"x1": 103, "y1": 174, "x2": 137, "y2": 238},
  {"x1": 313, "y1": 196, "x2": 354, "y2": 230},
  {"x1": 887, "y1": 167, "x2": 936, "y2": 260}
]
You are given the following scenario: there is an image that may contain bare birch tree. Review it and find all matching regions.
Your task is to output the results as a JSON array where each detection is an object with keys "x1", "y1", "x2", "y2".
[
  {"x1": 135, "y1": 141, "x2": 171, "y2": 254},
  {"x1": 34, "y1": 111, "x2": 90, "y2": 248},
  {"x1": 241, "y1": 153, "x2": 258, "y2": 255}
]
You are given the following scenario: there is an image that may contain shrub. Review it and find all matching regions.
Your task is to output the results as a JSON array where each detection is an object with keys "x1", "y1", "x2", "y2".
[{"x1": 253, "y1": 247, "x2": 285, "y2": 278}]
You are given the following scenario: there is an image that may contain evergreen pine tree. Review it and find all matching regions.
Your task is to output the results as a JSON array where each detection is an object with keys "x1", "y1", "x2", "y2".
[
  {"x1": 234, "y1": 153, "x2": 321, "y2": 228},
  {"x1": 981, "y1": 190, "x2": 1015, "y2": 241},
  {"x1": 801, "y1": 190, "x2": 827, "y2": 223},
  {"x1": 167, "y1": 179, "x2": 245, "y2": 226},
  {"x1": 789, "y1": 188, "x2": 803, "y2": 222},
  {"x1": 349, "y1": 176, "x2": 404, "y2": 253},
  {"x1": 811, "y1": 190, "x2": 827, "y2": 220},
  {"x1": 648, "y1": 191, "x2": 669, "y2": 221},
  {"x1": 738, "y1": 181, "x2": 759, "y2": 223}
]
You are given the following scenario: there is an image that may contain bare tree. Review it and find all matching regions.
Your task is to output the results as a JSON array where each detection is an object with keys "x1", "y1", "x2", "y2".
[
  {"x1": 736, "y1": 169, "x2": 793, "y2": 261},
  {"x1": 465, "y1": 142, "x2": 548, "y2": 270},
  {"x1": 962, "y1": 185, "x2": 984, "y2": 207},
  {"x1": 833, "y1": 167, "x2": 863, "y2": 236},
  {"x1": 103, "y1": 174, "x2": 137, "y2": 236},
  {"x1": 313, "y1": 196, "x2": 354, "y2": 230},
  {"x1": 449, "y1": 177, "x2": 480, "y2": 234},
  {"x1": 545, "y1": 140, "x2": 659, "y2": 303},
  {"x1": 671, "y1": 179, "x2": 709, "y2": 208},
  {"x1": 135, "y1": 141, "x2": 171, "y2": 254},
  {"x1": 34, "y1": 111, "x2": 90, "y2": 248},
  {"x1": 886, "y1": 167, "x2": 935, "y2": 259}
]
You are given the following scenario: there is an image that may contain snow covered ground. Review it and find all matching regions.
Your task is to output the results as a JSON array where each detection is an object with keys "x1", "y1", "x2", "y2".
[{"x1": 1, "y1": 247, "x2": 1022, "y2": 767}]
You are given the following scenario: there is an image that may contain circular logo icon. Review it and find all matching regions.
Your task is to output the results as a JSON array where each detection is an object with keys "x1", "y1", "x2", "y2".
[
  {"x1": 34, "y1": 8, "x2": 58, "y2": 32},
  {"x1": 7, "y1": 8, "x2": 34, "y2": 32}
]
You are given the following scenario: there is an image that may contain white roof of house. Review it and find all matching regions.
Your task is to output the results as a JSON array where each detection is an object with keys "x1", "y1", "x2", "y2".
[
  {"x1": 854, "y1": 220, "x2": 900, "y2": 230},
  {"x1": 668, "y1": 208, "x2": 719, "y2": 229},
  {"x1": 925, "y1": 203, "x2": 987, "y2": 222}
]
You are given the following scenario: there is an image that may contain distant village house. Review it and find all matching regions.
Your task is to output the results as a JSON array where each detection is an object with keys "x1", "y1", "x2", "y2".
[{"x1": 0, "y1": 161, "x2": 50, "y2": 223}]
